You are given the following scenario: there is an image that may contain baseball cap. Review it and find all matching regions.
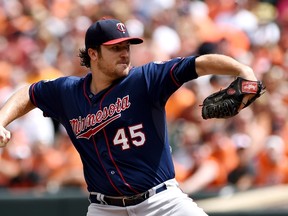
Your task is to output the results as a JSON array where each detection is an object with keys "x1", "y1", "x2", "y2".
[{"x1": 85, "y1": 18, "x2": 143, "y2": 48}]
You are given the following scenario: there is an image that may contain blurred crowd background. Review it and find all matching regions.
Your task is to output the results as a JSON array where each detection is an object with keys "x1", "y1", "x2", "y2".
[{"x1": 0, "y1": 0, "x2": 288, "y2": 197}]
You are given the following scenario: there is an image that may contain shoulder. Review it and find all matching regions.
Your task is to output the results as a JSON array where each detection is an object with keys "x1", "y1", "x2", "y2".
[
  {"x1": 40, "y1": 74, "x2": 88, "y2": 87},
  {"x1": 128, "y1": 59, "x2": 179, "y2": 75},
  {"x1": 55, "y1": 75, "x2": 85, "y2": 84},
  {"x1": 30, "y1": 74, "x2": 90, "y2": 95}
]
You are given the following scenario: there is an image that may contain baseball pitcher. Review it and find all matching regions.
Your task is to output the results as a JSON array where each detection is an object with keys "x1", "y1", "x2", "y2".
[{"x1": 0, "y1": 18, "x2": 264, "y2": 216}]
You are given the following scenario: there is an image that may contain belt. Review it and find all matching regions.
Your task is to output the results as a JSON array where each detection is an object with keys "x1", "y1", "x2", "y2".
[{"x1": 89, "y1": 184, "x2": 167, "y2": 207}]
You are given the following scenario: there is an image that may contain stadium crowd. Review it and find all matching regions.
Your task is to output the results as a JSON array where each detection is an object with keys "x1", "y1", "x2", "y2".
[{"x1": 0, "y1": 0, "x2": 288, "y2": 196}]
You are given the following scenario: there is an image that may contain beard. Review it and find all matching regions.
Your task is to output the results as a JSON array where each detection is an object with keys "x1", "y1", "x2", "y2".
[{"x1": 97, "y1": 57, "x2": 131, "y2": 80}]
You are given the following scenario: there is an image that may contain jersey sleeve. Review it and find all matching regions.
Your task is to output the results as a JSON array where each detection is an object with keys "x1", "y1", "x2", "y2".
[
  {"x1": 140, "y1": 56, "x2": 198, "y2": 104},
  {"x1": 29, "y1": 77, "x2": 69, "y2": 122},
  {"x1": 170, "y1": 56, "x2": 199, "y2": 84}
]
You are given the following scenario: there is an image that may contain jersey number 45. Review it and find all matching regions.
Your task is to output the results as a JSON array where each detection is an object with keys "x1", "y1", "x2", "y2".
[{"x1": 113, "y1": 124, "x2": 146, "y2": 150}]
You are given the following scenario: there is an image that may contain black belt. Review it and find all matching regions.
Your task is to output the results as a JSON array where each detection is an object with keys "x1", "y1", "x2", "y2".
[{"x1": 89, "y1": 184, "x2": 167, "y2": 207}]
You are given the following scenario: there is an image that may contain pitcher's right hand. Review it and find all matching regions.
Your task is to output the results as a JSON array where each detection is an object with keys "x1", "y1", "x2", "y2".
[{"x1": 0, "y1": 126, "x2": 11, "y2": 147}]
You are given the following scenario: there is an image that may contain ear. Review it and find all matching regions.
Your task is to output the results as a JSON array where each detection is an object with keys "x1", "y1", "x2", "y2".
[{"x1": 88, "y1": 48, "x2": 98, "y2": 61}]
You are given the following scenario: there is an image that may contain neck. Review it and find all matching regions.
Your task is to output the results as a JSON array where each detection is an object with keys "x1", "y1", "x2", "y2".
[{"x1": 90, "y1": 74, "x2": 112, "y2": 94}]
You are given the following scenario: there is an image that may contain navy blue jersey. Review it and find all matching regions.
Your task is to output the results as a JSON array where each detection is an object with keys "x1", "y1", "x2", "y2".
[{"x1": 29, "y1": 56, "x2": 198, "y2": 196}]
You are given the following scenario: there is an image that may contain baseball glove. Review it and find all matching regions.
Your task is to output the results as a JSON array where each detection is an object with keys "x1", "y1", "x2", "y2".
[{"x1": 201, "y1": 77, "x2": 265, "y2": 119}]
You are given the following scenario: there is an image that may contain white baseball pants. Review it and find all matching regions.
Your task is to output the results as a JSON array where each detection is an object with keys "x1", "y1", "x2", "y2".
[{"x1": 86, "y1": 180, "x2": 208, "y2": 216}]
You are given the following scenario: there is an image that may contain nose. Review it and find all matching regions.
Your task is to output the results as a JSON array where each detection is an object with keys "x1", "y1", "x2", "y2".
[{"x1": 120, "y1": 47, "x2": 129, "y2": 58}]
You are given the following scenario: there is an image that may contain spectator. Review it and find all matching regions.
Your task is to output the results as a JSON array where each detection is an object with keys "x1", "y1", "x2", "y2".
[
  {"x1": 176, "y1": 127, "x2": 239, "y2": 195},
  {"x1": 228, "y1": 133, "x2": 255, "y2": 191},
  {"x1": 254, "y1": 135, "x2": 288, "y2": 186}
]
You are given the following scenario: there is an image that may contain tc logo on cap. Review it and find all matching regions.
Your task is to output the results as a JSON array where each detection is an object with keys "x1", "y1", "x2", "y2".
[{"x1": 117, "y1": 23, "x2": 126, "y2": 33}]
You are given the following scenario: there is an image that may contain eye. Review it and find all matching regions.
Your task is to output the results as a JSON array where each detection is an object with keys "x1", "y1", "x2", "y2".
[
  {"x1": 110, "y1": 44, "x2": 130, "y2": 52},
  {"x1": 111, "y1": 46, "x2": 121, "y2": 51}
]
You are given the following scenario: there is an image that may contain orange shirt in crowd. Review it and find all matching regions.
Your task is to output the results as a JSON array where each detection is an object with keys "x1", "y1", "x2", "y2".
[{"x1": 254, "y1": 151, "x2": 288, "y2": 186}]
